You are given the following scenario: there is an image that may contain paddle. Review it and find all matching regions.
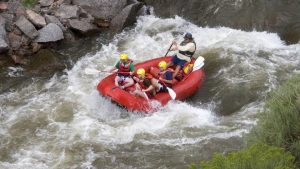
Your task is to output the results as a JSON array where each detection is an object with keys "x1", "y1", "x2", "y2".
[
  {"x1": 159, "y1": 80, "x2": 176, "y2": 100},
  {"x1": 85, "y1": 68, "x2": 130, "y2": 75},
  {"x1": 164, "y1": 43, "x2": 173, "y2": 57}
]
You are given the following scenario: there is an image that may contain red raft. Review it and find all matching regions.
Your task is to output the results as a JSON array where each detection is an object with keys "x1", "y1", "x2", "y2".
[{"x1": 97, "y1": 56, "x2": 205, "y2": 112}]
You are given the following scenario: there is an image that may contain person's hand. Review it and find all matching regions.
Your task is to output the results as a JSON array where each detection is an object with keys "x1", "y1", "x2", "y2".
[
  {"x1": 129, "y1": 72, "x2": 134, "y2": 76},
  {"x1": 159, "y1": 77, "x2": 163, "y2": 81},
  {"x1": 172, "y1": 40, "x2": 177, "y2": 45}
]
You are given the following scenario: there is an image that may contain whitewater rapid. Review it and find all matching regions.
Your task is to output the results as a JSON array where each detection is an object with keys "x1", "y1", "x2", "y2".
[{"x1": 1, "y1": 15, "x2": 300, "y2": 168}]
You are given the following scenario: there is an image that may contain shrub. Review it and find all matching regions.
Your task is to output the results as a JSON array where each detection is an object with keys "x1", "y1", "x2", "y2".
[
  {"x1": 192, "y1": 143, "x2": 296, "y2": 169},
  {"x1": 247, "y1": 74, "x2": 300, "y2": 165}
]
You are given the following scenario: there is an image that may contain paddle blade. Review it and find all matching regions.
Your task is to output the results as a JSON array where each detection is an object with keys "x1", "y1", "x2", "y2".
[
  {"x1": 193, "y1": 56, "x2": 205, "y2": 72},
  {"x1": 167, "y1": 87, "x2": 176, "y2": 100}
]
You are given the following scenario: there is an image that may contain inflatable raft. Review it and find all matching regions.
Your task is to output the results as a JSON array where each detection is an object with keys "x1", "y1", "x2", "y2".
[{"x1": 96, "y1": 56, "x2": 205, "y2": 112}]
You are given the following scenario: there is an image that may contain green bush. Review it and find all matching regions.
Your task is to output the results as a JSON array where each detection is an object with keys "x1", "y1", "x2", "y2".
[
  {"x1": 22, "y1": 0, "x2": 38, "y2": 7},
  {"x1": 191, "y1": 143, "x2": 295, "y2": 169},
  {"x1": 247, "y1": 74, "x2": 300, "y2": 165}
]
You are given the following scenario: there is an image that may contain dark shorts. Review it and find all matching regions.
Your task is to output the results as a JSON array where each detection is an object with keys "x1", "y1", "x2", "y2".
[
  {"x1": 171, "y1": 55, "x2": 187, "y2": 68},
  {"x1": 157, "y1": 83, "x2": 168, "y2": 92}
]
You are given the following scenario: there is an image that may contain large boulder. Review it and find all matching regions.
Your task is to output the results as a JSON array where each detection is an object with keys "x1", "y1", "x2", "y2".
[
  {"x1": 26, "y1": 9, "x2": 46, "y2": 28},
  {"x1": 68, "y1": 19, "x2": 99, "y2": 35},
  {"x1": 34, "y1": 23, "x2": 64, "y2": 42},
  {"x1": 72, "y1": 0, "x2": 127, "y2": 20},
  {"x1": 15, "y1": 16, "x2": 39, "y2": 39},
  {"x1": 0, "y1": 16, "x2": 8, "y2": 53},
  {"x1": 45, "y1": 14, "x2": 66, "y2": 31},
  {"x1": 111, "y1": 2, "x2": 143, "y2": 32},
  {"x1": 55, "y1": 4, "x2": 79, "y2": 19}
]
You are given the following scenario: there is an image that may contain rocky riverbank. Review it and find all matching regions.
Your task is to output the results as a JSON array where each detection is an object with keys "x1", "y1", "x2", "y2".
[{"x1": 0, "y1": 0, "x2": 145, "y2": 69}]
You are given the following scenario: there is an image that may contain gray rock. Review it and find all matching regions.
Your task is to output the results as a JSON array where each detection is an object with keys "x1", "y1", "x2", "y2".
[
  {"x1": 34, "y1": 23, "x2": 64, "y2": 42},
  {"x1": 26, "y1": 9, "x2": 46, "y2": 28},
  {"x1": 111, "y1": 2, "x2": 143, "y2": 32},
  {"x1": 72, "y1": 0, "x2": 127, "y2": 20},
  {"x1": 39, "y1": 0, "x2": 54, "y2": 7},
  {"x1": 15, "y1": 16, "x2": 39, "y2": 39},
  {"x1": 55, "y1": 4, "x2": 79, "y2": 19},
  {"x1": 68, "y1": 19, "x2": 99, "y2": 35},
  {"x1": 1, "y1": 13, "x2": 14, "y2": 32},
  {"x1": 8, "y1": 32, "x2": 22, "y2": 49},
  {"x1": 0, "y1": 16, "x2": 8, "y2": 53},
  {"x1": 45, "y1": 14, "x2": 66, "y2": 31}
]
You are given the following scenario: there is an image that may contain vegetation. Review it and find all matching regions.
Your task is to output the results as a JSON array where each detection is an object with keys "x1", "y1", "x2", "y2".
[
  {"x1": 21, "y1": 0, "x2": 38, "y2": 7},
  {"x1": 189, "y1": 143, "x2": 295, "y2": 169},
  {"x1": 190, "y1": 74, "x2": 300, "y2": 169}
]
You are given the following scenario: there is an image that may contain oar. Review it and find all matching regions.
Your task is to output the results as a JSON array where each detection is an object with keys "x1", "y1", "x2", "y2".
[
  {"x1": 192, "y1": 56, "x2": 205, "y2": 72},
  {"x1": 85, "y1": 68, "x2": 130, "y2": 75},
  {"x1": 159, "y1": 80, "x2": 176, "y2": 100},
  {"x1": 164, "y1": 43, "x2": 173, "y2": 57},
  {"x1": 84, "y1": 68, "x2": 110, "y2": 74}
]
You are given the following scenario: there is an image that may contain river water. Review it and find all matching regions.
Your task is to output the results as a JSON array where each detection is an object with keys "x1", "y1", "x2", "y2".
[{"x1": 1, "y1": 15, "x2": 300, "y2": 169}]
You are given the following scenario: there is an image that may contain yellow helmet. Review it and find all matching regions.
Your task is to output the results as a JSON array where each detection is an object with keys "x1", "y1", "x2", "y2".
[
  {"x1": 120, "y1": 53, "x2": 128, "y2": 60},
  {"x1": 137, "y1": 68, "x2": 145, "y2": 77},
  {"x1": 183, "y1": 64, "x2": 193, "y2": 74},
  {"x1": 158, "y1": 61, "x2": 167, "y2": 70}
]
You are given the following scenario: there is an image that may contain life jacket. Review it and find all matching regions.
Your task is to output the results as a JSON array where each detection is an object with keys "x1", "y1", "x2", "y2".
[
  {"x1": 117, "y1": 59, "x2": 133, "y2": 76},
  {"x1": 178, "y1": 41, "x2": 196, "y2": 58}
]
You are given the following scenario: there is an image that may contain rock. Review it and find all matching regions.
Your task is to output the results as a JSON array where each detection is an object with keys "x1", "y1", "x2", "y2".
[
  {"x1": 32, "y1": 42, "x2": 41, "y2": 53},
  {"x1": 26, "y1": 9, "x2": 46, "y2": 28},
  {"x1": 1, "y1": 13, "x2": 14, "y2": 32},
  {"x1": 0, "y1": 2, "x2": 8, "y2": 11},
  {"x1": 34, "y1": 23, "x2": 64, "y2": 42},
  {"x1": 8, "y1": 32, "x2": 22, "y2": 49},
  {"x1": 0, "y1": 16, "x2": 8, "y2": 53},
  {"x1": 15, "y1": 16, "x2": 39, "y2": 39},
  {"x1": 111, "y1": 2, "x2": 143, "y2": 32},
  {"x1": 15, "y1": 6, "x2": 26, "y2": 18},
  {"x1": 68, "y1": 19, "x2": 100, "y2": 35},
  {"x1": 26, "y1": 49, "x2": 66, "y2": 76},
  {"x1": 55, "y1": 4, "x2": 79, "y2": 19},
  {"x1": 39, "y1": 0, "x2": 54, "y2": 7},
  {"x1": 45, "y1": 14, "x2": 66, "y2": 31},
  {"x1": 95, "y1": 19, "x2": 110, "y2": 28},
  {"x1": 72, "y1": 0, "x2": 127, "y2": 20},
  {"x1": 11, "y1": 54, "x2": 26, "y2": 65}
]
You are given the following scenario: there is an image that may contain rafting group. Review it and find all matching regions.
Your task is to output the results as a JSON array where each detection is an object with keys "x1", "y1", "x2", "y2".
[{"x1": 109, "y1": 33, "x2": 197, "y2": 100}]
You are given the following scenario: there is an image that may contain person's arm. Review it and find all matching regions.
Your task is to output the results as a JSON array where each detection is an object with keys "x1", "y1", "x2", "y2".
[
  {"x1": 129, "y1": 63, "x2": 135, "y2": 75},
  {"x1": 142, "y1": 85, "x2": 154, "y2": 92},
  {"x1": 110, "y1": 61, "x2": 120, "y2": 73}
]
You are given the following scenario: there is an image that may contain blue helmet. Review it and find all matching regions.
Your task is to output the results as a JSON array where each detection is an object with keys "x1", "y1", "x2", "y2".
[{"x1": 184, "y1": 32, "x2": 193, "y2": 39}]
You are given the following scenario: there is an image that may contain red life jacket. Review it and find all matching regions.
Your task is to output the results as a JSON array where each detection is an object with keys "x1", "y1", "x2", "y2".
[{"x1": 118, "y1": 60, "x2": 133, "y2": 76}]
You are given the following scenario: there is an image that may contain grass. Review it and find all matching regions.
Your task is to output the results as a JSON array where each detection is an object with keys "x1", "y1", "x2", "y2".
[
  {"x1": 189, "y1": 143, "x2": 296, "y2": 169},
  {"x1": 21, "y1": 0, "x2": 38, "y2": 7}
]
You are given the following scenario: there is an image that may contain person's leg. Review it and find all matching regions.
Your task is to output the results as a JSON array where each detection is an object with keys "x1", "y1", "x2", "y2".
[
  {"x1": 122, "y1": 77, "x2": 134, "y2": 88},
  {"x1": 131, "y1": 84, "x2": 148, "y2": 100},
  {"x1": 172, "y1": 65, "x2": 181, "y2": 79},
  {"x1": 115, "y1": 76, "x2": 121, "y2": 86}
]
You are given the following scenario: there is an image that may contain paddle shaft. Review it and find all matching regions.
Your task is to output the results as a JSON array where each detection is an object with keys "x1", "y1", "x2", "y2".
[{"x1": 164, "y1": 43, "x2": 173, "y2": 57}]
